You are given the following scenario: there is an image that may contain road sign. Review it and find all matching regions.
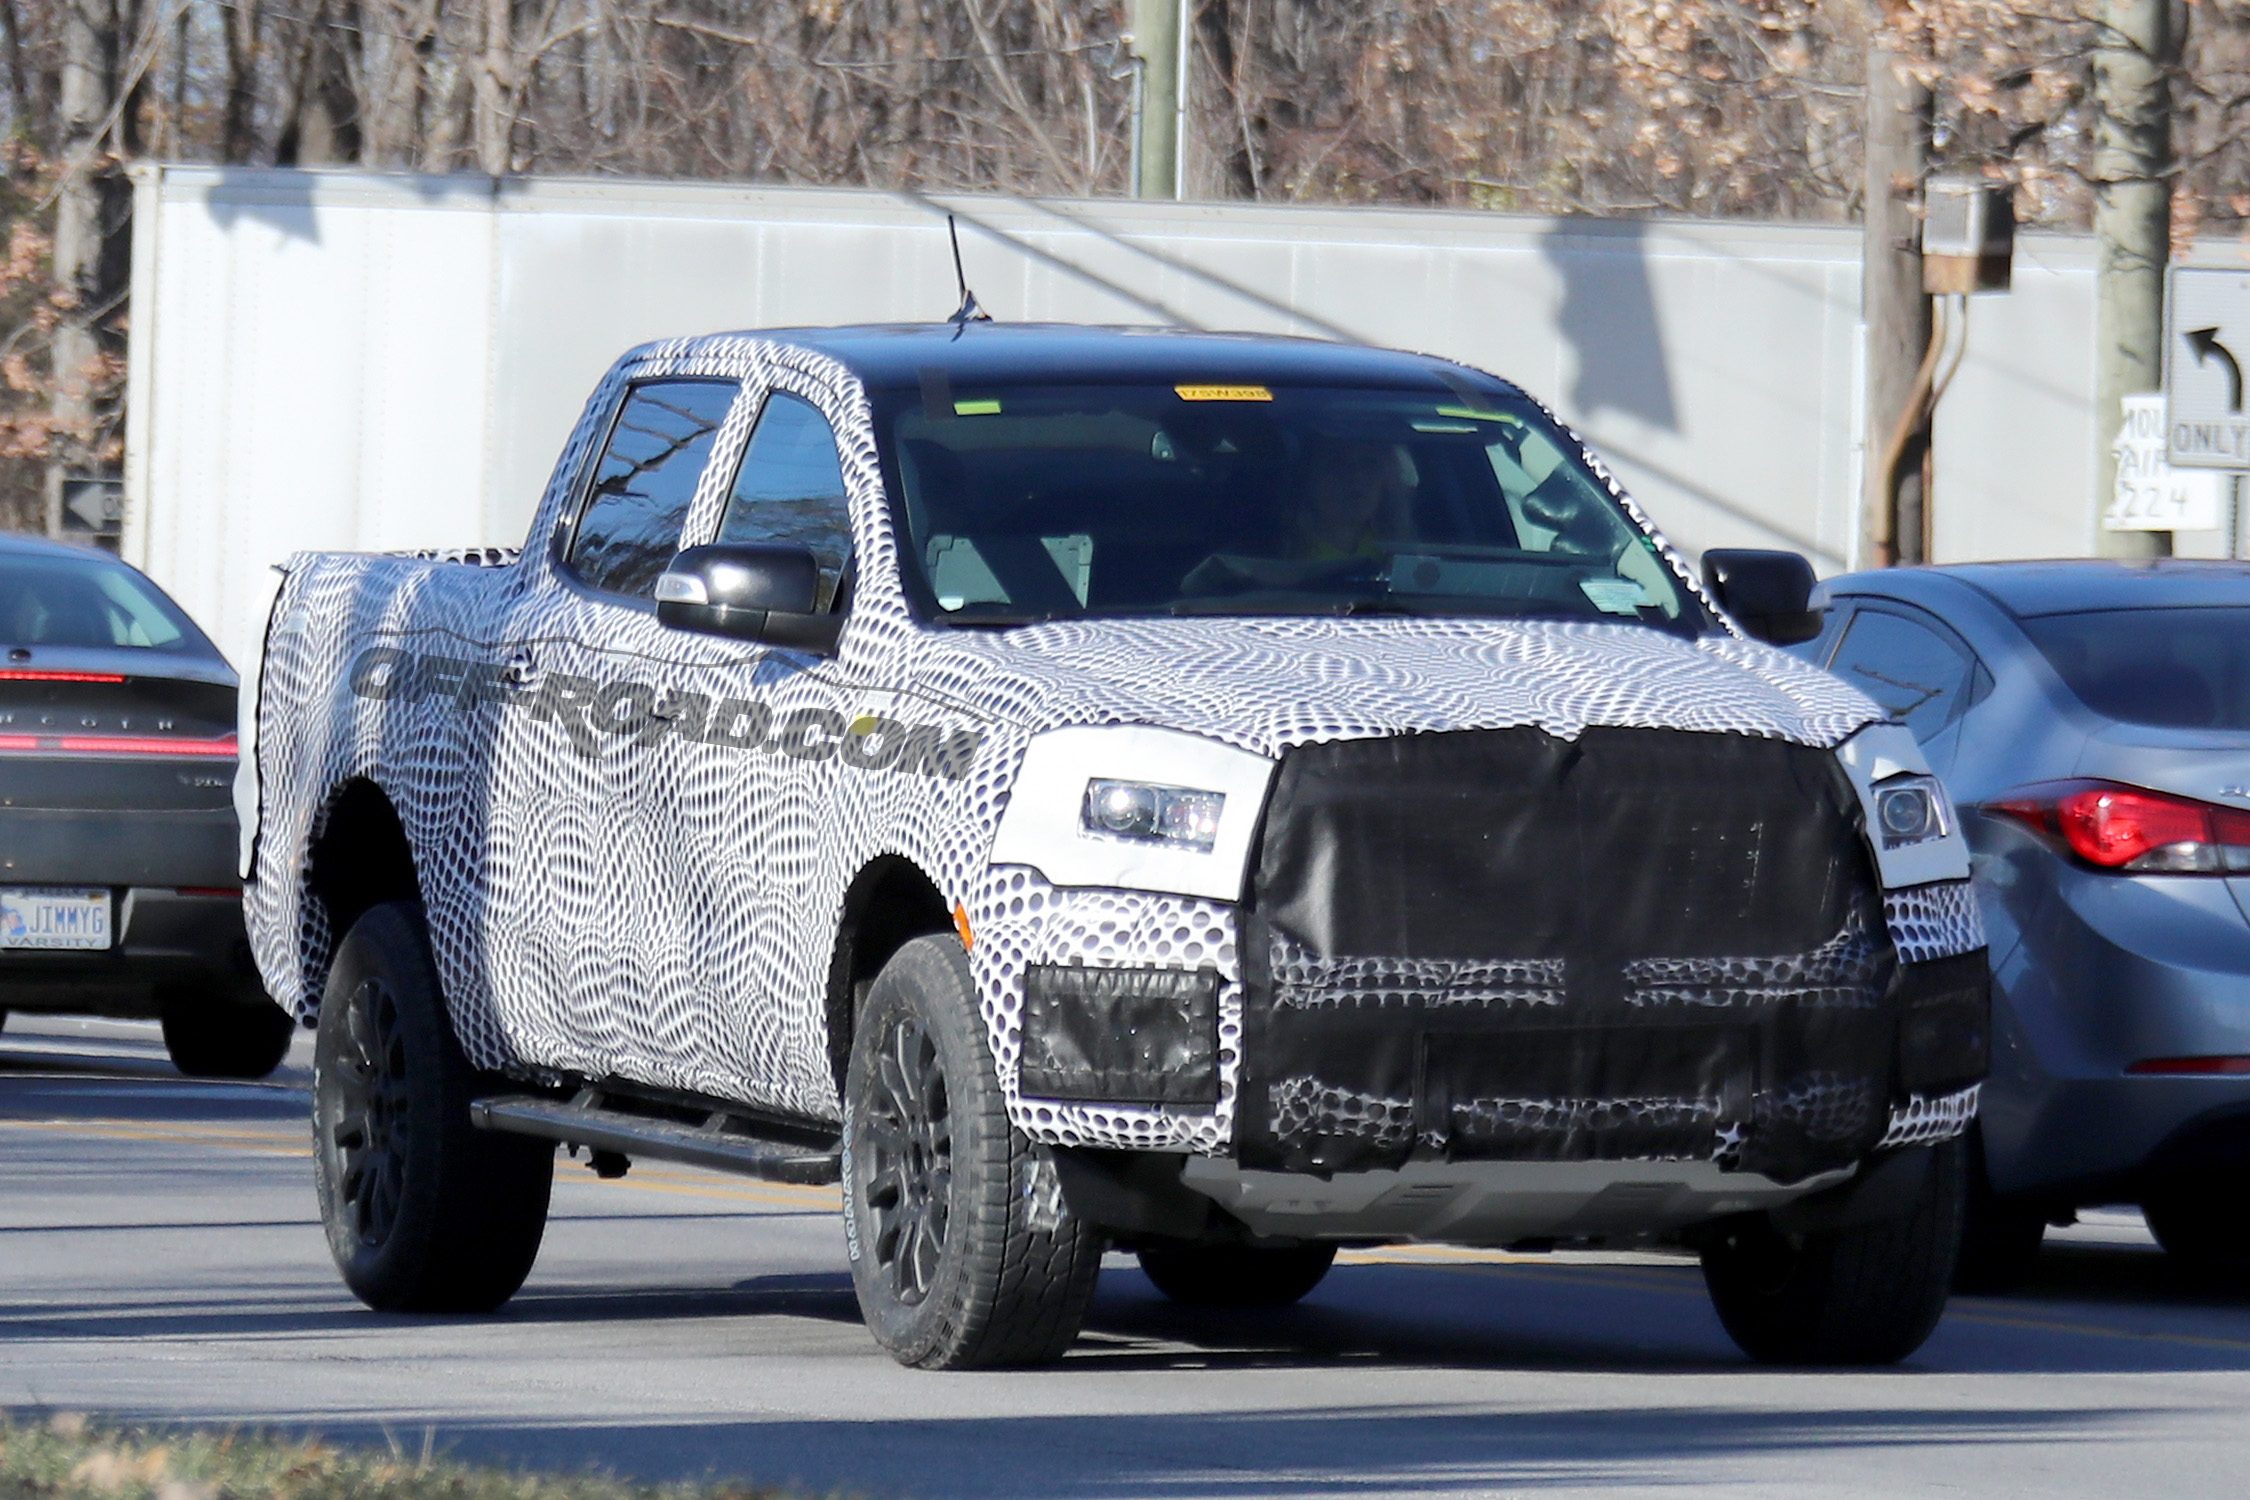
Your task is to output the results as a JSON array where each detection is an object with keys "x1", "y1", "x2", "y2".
[
  {"x1": 2165, "y1": 265, "x2": 2250, "y2": 470},
  {"x1": 2107, "y1": 394, "x2": 2228, "y2": 530},
  {"x1": 59, "y1": 476, "x2": 121, "y2": 535}
]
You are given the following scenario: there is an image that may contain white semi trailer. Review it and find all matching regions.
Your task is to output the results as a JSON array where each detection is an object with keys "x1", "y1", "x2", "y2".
[{"x1": 124, "y1": 163, "x2": 2119, "y2": 668}]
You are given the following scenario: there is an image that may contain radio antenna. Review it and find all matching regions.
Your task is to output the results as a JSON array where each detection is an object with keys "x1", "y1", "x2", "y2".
[{"x1": 947, "y1": 215, "x2": 990, "y2": 326}]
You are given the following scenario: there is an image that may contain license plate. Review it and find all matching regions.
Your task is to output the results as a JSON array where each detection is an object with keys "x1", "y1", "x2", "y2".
[{"x1": 0, "y1": 888, "x2": 112, "y2": 951}]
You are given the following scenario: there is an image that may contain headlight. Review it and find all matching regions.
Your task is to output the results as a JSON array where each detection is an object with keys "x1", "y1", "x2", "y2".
[
  {"x1": 1874, "y1": 776, "x2": 1950, "y2": 848},
  {"x1": 1082, "y1": 779, "x2": 1225, "y2": 853}
]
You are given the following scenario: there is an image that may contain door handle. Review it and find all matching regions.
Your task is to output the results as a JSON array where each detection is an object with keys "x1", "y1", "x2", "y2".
[
  {"x1": 650, "y1": 687, "x2": 688, "y2": 721},
  {"x1": 498, "y1": 650, "x2": 538, "y2": 690}
]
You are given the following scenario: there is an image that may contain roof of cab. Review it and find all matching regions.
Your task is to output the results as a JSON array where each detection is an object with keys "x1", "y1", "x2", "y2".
[{"x1": 704, "y1": 322, "x2": 1511, "y2": 394}]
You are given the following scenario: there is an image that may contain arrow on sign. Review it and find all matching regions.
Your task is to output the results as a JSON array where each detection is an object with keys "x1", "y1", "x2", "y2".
[{"x1": 2186, "y1": 326, "x2": 2244, "y2": 413}]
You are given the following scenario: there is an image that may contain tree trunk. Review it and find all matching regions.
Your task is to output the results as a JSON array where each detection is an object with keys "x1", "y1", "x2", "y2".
[
  {"x1": 49, "y1": 0, "x2": 114, "y2": 538},
  {"x1": 222, "y1": 0, "x2": 262, "y2": 162},
  {"x1": 475, "y1": 0, "x2": 512, "y2": 176},
  {"x1": 276, "y1": 0, "x2": 364, "y2": 166}
]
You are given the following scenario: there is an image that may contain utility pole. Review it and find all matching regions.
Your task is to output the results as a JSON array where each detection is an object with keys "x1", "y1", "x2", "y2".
[
  {"x1": 2090, "y1": 0, "x2": 2177, "y2": 559},
  {"x1": 1861, "y1": 2, "x2": 1934, "y2": 566},
  {"x1": 49, "y1": 0, "x2": 111, "y2": 538},
  {"x1": 1129, "y1": 0, "x2": 1182, "y2": 200}
]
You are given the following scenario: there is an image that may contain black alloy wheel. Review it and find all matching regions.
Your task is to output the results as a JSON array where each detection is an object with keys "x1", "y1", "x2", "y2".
[
  {"x1": 325, "y1": 972, "x2": 411, "y2": 1249},
  {"x1": 860, "y1": 1012, "x2": 954, "y2": 1307},
  {"x1": 311, "y1": 901, "x2": 552, "y2": 1313},
  {"x1": 842, "y1": 934, "x2": 1104, "y2": 1368}
]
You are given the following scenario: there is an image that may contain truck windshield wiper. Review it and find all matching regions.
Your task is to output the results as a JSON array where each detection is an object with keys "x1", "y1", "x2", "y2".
[
  {"x1": 940, "y1": 605, "x2": 1070, "y2": 628},
  {"x1": 1163, "y1": 594, "x2": 1435, "y2": 618}
]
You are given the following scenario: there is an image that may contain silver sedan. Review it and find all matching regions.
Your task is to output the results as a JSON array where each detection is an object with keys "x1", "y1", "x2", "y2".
[{"x1": 1795, "y1": 559, "x2": 2250, "y2": 1288}]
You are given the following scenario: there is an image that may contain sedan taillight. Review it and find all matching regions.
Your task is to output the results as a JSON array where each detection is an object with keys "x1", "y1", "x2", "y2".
[
  {"x1": 0, "y1": 731, "x2": 237, "y2": 759},
  {"x1": 1988, "y1": 780, "x2": 2250, "y2": 874}
]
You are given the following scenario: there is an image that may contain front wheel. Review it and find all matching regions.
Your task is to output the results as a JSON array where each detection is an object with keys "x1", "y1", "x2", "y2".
[
  {"x1": 312, "y1": 901, "x2": 553, "y2": 1313},
  {"x1": 1702, "y1": 1139, "x2": 1965, "y2": 1365},
  {"x1": 842, "y1": 934, "x2": 1104, "y2": 1369},
  {"x1": 1138, "y1": 1242, "x2": 1337, "y2": 1307}
]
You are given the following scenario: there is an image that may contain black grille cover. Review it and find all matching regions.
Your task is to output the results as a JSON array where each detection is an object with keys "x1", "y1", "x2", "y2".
[{"x1": 1238, "y1": 725, "x2": 1939, "y2": 1182}]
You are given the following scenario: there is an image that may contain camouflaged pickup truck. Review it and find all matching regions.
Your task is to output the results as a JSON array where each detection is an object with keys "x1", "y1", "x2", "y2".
[{"x1": 243, "y1": 323, "x2": 1989, "y2": 1368}]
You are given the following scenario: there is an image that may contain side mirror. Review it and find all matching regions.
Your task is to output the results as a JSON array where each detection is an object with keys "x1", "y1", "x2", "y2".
[
  {"x1": 1701, "y1": 548, "x2": 1823, "y2": 646},
  {"x1": 655, "y1": 543, "x2": 842, "y2": 654}
]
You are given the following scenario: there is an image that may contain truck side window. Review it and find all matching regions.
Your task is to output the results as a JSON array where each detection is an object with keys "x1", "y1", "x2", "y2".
[
  {"x1": 567, "y1": 379, "x2": 738, "y2": 599},
  {"x1": 718, "y1": 391, "x2": 853, "y2": 610},
  {"x1": 1829, "y1": 606, "x2": 1974, "y2": 742}
]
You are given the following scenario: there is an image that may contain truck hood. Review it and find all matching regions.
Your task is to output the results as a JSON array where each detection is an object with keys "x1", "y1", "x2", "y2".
[{"x1": 909, "y1": 615, "x2": 1881, "y2": 756}]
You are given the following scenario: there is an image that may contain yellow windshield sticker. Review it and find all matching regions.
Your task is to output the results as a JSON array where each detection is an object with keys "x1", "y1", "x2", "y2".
[
  {"x1": 1175, "y1": 384, "x2": 1273, "y2": 402},
  {"x1": 953, "y1": 398, "x2": 1003, "y2": 416},
  {"x1": 1435, "y1": 405, "x2": 1516, "y2": 423}
]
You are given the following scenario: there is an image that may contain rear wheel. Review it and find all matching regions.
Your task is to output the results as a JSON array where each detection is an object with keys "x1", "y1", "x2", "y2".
[
  {"x1": 1954, "y1": 1133, "x2": 2045, "y2": 1294},
  {"x1": 2141, "y1": 1192, "x2": 2250, "y2": 1278},
  {"x1": 1138, "y1": 1242, "x2": 1336, "y2": 1307},
  {"x1": 160, "y1": 991, "x2": 297, "y2": 1079},
  {"x1": 1702, "y1": 1139, "x2": 1965, "y2": 1365},
  {"x1": 843, "y1": 934, "x2": 1104, "y2": 1369},
  {"x1": 312, "y1": 901, "x2": 553, "y2": 1313}
]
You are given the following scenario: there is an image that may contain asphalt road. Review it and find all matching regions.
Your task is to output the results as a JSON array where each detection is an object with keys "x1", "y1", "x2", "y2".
[{"x1": 4, "y1": 1015, "x2": 2248, "y2": 1499}]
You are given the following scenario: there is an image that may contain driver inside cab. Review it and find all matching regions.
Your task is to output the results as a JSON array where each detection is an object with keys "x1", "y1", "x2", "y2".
[{"x1": 1287, "y1": 436, "x2": 1412, "y2": 562}]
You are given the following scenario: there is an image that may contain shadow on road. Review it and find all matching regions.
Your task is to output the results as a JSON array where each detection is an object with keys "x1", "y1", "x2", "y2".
[
  {"x1": 242, "y1": 1399, "x2": 2144, "y2": 1499},
  {"x1": 9, "y1": 1024, "x2": 2250, "y2": 1386}
]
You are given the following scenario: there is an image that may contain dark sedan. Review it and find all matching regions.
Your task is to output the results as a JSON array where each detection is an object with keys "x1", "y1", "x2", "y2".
[
  {"x1": 0, "y1": 533, "x2": 290, "y2": 1077},
  {"x1": 1795, "y1": 559, "x2": 2250, "y2": 1285}
]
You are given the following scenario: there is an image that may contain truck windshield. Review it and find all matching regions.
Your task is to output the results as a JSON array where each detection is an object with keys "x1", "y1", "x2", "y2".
[{"x1": 873, "y1": 382, "x2": 1707, "y2": 633}]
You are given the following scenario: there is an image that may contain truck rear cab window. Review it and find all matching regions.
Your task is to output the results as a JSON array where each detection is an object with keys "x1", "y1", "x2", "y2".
[
  {"x1": 567, "y1": 379, "x2": 739, "y2": 599},
  {"x1": 718, "y1": 392, "x2": 853, "y2": 610}
]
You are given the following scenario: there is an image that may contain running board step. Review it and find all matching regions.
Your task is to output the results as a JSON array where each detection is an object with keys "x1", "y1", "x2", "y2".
[{"x1": 470, "y1": 1090, "x2": 841, "y2": 1186}]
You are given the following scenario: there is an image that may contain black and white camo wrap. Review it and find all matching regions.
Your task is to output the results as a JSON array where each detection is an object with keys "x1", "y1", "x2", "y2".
[
  {"x1": 1884, "y1": 881, "x2": 1988, "y2": 967},
  {"x1": 246, "y1": 329, "x2": 1986, "y2": 1160}
]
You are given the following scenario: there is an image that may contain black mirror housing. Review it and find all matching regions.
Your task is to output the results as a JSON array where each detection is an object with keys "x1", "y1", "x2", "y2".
[
  {"x1": 656, "y1": 543, "x2": 842, "y2": 653},
  {"x1": 1701, "y1": 548, "x2": 1823, "y2": 647}
]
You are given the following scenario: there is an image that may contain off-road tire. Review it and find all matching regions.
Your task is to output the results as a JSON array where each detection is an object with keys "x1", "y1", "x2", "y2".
[
  {"x1": 2142, "y1": 1192, "x2": 2250, "y2": 1278},
  {"x1": 1954, "y1": 1135, "x2": 2045, "y2": 1294},
  {"x1": 160, "y1": 991, "x2": 298, "y2": 1079},
  {"x1": 1702, "y1": 1138, "x2": 1965, "y2": 1365},
  {"x1": 1138, "y1": 1242, "x2": 1337, "y2": 1307},
  {"x1": 312, "y1": 901, "x2": 553, "y2": 1313},
  {"x1": 842, "y1": 934, "x2": 1104, "y2": 1369}
]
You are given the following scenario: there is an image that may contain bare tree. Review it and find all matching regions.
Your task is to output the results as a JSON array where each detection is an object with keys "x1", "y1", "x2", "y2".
[{"x1": 2, "y1": 0, "x2": 2248, "y2": 535}]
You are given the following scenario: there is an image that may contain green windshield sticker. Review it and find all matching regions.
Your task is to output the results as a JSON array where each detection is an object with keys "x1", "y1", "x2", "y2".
[
  {"x1": 1411, "y1": 421, "x2": 1481, "y2": 434},
  {"x1": 953, "y1": 398, "x2": 1003, "y2": 416},
  {"x1": 1435, "y1": 405, "x2": 1516, "y2": 424}
]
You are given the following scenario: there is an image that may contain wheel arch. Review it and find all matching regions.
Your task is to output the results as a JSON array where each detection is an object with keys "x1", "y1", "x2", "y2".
[
  {"x1": 825, "y1": 854, "x2": 956, "y2": 1099},
  {"x1": 302, "y1": 776, "x2": 425, "y2": 1008}
]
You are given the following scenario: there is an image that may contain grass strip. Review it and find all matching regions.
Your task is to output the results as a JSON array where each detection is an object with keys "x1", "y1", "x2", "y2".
[{"x1": 0, "y1": 1413, "x2": 820, "y2": 1500}]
